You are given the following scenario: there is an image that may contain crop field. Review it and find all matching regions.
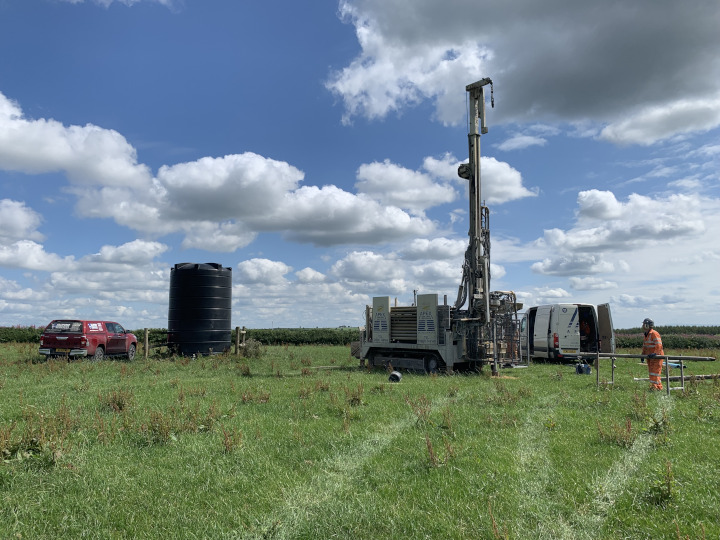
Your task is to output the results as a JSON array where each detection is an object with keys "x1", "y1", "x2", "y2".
[{"x1": 1, "y1": 342, "x2": 719, "y2": 539}]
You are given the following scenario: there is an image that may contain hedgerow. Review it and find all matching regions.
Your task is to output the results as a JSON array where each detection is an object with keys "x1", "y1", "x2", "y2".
[
  {"x1": 620, "y1": 325, "x2": 720, "y2": 335},
  {"x1": 133, "y1": 327, "x2": 360, "y2": 347},
  {"x1": 0, "y1": 326, "x2": 43, "y2": 343},
  {"x1": 614, "y1": 332, "x2": 720, "y2": 349},
  {"x1": 3, "y1": 325, "x2": 717, "y2": 348},
  {"x1": 243, "y1": 327, "x2": 359, "y2": 346}
]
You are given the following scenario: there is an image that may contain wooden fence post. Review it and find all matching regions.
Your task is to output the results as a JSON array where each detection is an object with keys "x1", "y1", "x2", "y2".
[
  {"x1": 144, "y1": 328, "x2": 149, "y2": 360},
  {"x1": 234, "y1": 326, "x2": 247, "y2": 355}
]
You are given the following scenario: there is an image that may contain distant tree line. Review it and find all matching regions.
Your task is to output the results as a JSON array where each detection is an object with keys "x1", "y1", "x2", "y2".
[{"x1": 2, "y1": 325, "x2": 719, "y2": 349}]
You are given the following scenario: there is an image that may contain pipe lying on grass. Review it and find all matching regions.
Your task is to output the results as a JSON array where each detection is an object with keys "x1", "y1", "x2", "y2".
[{"x1": 633, "y1": 374, "x2": 719, "y2": 382}]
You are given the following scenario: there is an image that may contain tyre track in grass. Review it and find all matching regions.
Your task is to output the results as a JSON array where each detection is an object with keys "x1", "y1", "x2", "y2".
[
  {"x1": 511, "y1": 394, "x2": 673, "y2": 539},
  {"x1": 247, "y1": 387, "x2": 673, "y2": 539},
  {"x1": 511, "y1": 397, "x2": 577, "y2": 539},
  {"x1": 247, "y1": 393, "x2": 454, "y2": 540},
  {"x1": 575, "y1": 395, "x2": 674, "y2": 537}
]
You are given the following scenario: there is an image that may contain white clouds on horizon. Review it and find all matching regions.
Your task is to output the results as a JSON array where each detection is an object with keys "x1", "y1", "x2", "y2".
[{"x1": 528, "y1": 190, "x2": 711, "y2": 277}]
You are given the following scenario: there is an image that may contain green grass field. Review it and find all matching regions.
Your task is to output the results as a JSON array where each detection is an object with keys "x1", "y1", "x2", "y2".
[{"x1": 1, "y1": 343, "x2": 718, "y2": 539}]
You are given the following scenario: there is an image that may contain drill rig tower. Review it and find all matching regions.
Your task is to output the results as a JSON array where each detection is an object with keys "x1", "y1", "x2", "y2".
[{"x1": 355, "y1": 78, "x2": 522, "y2": 374}]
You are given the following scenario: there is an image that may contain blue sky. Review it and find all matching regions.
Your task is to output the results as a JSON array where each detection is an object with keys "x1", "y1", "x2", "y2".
[{"x1": 0, "y1": 0, "x2": 718, "y2": 331}]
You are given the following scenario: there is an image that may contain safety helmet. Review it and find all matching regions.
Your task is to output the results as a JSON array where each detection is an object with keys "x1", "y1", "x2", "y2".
[{"x1": 642, "y1": 318, "x2": 654, "y2": 328}]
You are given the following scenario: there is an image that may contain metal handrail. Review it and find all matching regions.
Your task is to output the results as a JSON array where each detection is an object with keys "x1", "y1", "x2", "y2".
[{"x1": 589, "y1": 352, "x2": 716, "y2": 395}]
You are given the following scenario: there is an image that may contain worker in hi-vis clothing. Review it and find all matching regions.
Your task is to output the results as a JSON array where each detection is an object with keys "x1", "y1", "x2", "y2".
[{"x1": 641, "y1": 318, "x2": 664, "y2": 390}]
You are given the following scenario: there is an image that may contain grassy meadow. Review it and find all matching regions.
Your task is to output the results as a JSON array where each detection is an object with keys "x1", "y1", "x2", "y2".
[{"x1": 1, "y1": 342, "x2": 719, "y2": 539}]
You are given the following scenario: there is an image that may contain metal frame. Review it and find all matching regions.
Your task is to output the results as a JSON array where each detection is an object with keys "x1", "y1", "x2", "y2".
[{"x1": 592, "y1": 353, "x2": 715, "y2": 395}]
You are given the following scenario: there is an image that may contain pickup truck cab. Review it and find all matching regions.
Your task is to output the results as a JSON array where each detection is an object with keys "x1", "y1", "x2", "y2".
[{"x1": 39, "y1": 320, "x2": 137, "y2": 361}]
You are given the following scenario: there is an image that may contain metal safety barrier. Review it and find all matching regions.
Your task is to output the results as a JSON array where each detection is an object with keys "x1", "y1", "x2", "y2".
[{"x1": 588, "y1": 353, "x2": 716, "y2": 395}]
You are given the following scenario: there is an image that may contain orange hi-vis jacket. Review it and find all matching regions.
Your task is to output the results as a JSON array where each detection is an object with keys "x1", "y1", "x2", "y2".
[
  {"x1": 643, "y1": 329, "x2": 665, "y2": 390},
  {"x1": 642, "y1": 329, "x2": 664, "y2": 357}
]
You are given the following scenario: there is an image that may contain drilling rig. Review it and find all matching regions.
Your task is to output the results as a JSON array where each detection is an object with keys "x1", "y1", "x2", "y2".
[{"x1": 355, "y1": 78, "x2": 522, "y2": 374}]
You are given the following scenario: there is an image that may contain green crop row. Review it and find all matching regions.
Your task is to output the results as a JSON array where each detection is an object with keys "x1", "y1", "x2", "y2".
[
  {"x1": 0, "y1": 326, "x2": 360, "y2": 347},
  {"x1": 619, "y1": 325, "x2": 720, "y2": 335},
  {"x1": 615, "y1": 333, "x2": 720, "y2": 349},
  {"x1": 242, "y1": 327, "x2": 360, "y2": 346},
  {"x1": 137, "y1": 327, "x2": 360, "y2": 347},
  {"x1": 3, "y1": 325, "x2": 718, "y2": 349}
]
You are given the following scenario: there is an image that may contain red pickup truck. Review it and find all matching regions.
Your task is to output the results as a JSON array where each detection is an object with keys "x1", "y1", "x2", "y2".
[{"x1": 39, "y1": 320, "x2": 138, "y2": 361}]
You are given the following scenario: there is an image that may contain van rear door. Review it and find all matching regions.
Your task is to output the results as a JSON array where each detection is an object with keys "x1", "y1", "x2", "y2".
[
  {"x1": 532, "y1": 306, "x2": 552, "y2": 358},
  {"x1": 519, "y1": 313, "x2": 528, "y2": 362},
  {"x1": 597, "y1": 303, "x2": 615, "y2": 353},
  {"x1": 556, "y1": 305, "x2": 580, "y2": 357},
  {"x1": 520, "y1": 308, "x2": 538, "y2": 362}
]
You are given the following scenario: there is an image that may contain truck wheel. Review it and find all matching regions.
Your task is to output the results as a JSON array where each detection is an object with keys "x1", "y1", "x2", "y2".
[
  {"x1": 424, "y1": 354, "x2": 441, "y2": 374},
  {"x1": 127, "y1": 344, "x2": 136, "y2": 361},
  {"x1": 92, "y1": 346, "x2": 105, "y2": 362}
]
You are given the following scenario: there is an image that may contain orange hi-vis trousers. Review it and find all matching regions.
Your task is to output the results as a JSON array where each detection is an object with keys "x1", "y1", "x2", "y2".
[{"x1": 647, "y1": 358, "x2": 664, "y2": 390}]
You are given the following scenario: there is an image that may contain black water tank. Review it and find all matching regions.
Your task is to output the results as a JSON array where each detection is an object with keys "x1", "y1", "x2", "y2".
[{"x1": 168, "y1": 262, "x2": 232, "y2": 355}]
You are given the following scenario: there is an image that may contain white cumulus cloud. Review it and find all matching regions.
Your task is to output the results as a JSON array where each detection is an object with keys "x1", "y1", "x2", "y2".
[
  {"x1": 496, "y1": 135, "x2": 547, "y2": 152},
  {"x1": 0, "y1": 240, "x2": 76, "y2": 271},
  {"x1": 0, "y1": 199, "x2": 44, "y2": 243},
  {"x1": 0, "y1": 92, "x2": 152, "y2": 188},
  {"x1": 355, "y1": 159, "x2": 456, "y2": 212},
  {"x1": 236, "y1": 259, "x2": 292, "y2": 285},
  {"x1": 0, "y1": 92, "x2": 441, "y2": 252},
  {"x1": 327, "y1": 0, "x2": 720, "y2": 143},
  {"x1": 600, "y1": 96, "x2": 720, "y2": 146}
]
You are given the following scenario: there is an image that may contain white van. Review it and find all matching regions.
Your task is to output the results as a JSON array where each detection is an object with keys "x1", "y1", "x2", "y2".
[{"x1": 520, "y1": 303, "x2": 615, "y2": 362}]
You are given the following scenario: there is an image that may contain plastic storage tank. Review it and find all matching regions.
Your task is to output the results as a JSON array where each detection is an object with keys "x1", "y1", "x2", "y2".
[{"x1": 168, "y1": 262, "x2": 232, "y2": 355}]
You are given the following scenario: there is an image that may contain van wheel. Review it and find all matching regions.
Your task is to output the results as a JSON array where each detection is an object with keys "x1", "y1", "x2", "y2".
[
  {"x1": 127, "y1": 344, "x2": 136, "y2": 361},
  {"x1": 92, "y1": 347, "x2": 105, "y2": 362}
]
